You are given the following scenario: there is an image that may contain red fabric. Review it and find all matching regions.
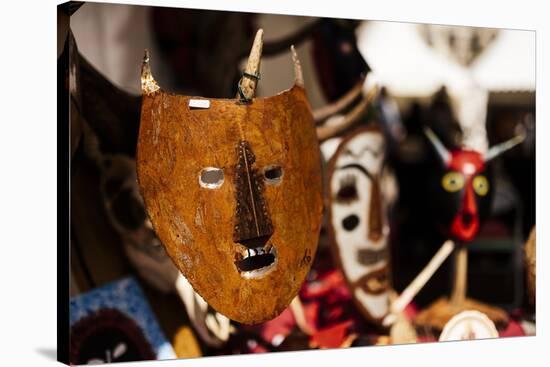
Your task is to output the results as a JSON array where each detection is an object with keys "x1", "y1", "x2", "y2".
[
  {"x1": 241, "y1": 266, "x2": 372, "y2": 351},
  {"x1": 235, "y1": 259, "x2": 525, "y2": 353},
  {"x1": 498, "y1": 319, "x2": 526, "y2": 338},
  {"x1": 310, "y1": 321, "x2": 354, "y2": 349}
]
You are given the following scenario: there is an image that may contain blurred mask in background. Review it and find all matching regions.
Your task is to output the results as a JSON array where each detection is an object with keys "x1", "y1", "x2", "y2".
[
  {"x1": 424, "y1": 127, "x2": 524, "y2": 243},
  {"x1": 99, "y1": 154, "x2": 180, "y2": 292},
  {"x1": 326, "y1": 125, "x2": 391, "y2": 323}
]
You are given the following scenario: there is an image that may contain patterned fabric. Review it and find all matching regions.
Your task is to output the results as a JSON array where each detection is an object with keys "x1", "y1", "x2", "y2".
[{"x1": 70, "y1": 277, "x2": 176, "y2": 361}]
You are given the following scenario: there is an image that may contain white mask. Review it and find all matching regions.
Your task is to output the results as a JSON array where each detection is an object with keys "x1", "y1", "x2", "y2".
[{"x1": 326, "y1": 126, "x2": 391, "y2": 323}]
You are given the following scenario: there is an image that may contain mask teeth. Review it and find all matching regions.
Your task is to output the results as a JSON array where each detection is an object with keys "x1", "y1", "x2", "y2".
[
  {"x1": 236, "y1": 248, "x2": 247, "y2": 261},
  {"x1": 237, "y1": 244, "x2": 274, "y2": 261},
  {"x1": 243, "y1": 247, "x2": 269, "y2": 259}
]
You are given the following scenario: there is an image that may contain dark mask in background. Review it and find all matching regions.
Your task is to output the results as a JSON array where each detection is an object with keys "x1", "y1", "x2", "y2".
[
  {"x1": 312, "y1": 19, "x2": 369, "y2": 102},
  {"x1": 99, "y1": 154, "x2": 180, "y2": 293},
  {"x1": 424, "y1": 127, "x2": 525, "y2": 243},
  {"x1": 70, "y1": 308, "x2": 156, "y2": 364}
]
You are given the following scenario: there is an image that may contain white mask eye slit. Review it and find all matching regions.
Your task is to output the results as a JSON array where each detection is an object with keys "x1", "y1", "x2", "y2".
[
  {"x1": 263, "y1": 165, "x2": 283, "y2": 185},
  {"x1": 199, "y1": 167, "x2": 224, "y2": 189},
  {"x1": 335, "y1": 174, "x2": 358, "y2": 204}
]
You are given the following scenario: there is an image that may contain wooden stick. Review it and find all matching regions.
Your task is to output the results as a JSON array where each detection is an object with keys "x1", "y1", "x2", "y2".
[
  {"x1": 290, "y1": 45, "x2": 304, "y2": 88},
  {"x1": 316, "y1": 84, "x2": 378, "y2": 141},
  {"x1": 141, "y1": 49, "x2": 160, "y2": 95},
  {"x1": 289, "y1": 296, "x2": 315, "y2": 335},
  {"x1": 237, "y1": 29, "x2": 263, "y2": 101},
  {"x1": 450, "y1": 245, "x2": 468, "y2": 306},
  {"x1": 175, "y1": 273, "x2": 230, "y2": 347},
  {"x1": 313, "y1": 79, "x2": 365, "y2": 123},
  {"x1": 390, "y1": 240, "x2": 455, "y2": 315}
]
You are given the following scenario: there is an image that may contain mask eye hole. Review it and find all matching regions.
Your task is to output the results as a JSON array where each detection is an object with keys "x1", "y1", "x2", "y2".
[
  {"x1": 335, "y1": 174, "x2": 358, "y2": 203},
  {"x1": 264, "y1": 165, "x2": 283, "y2": 185},
  {"x1": 199, "y1": 167, "x2": 224, "y2": 189},
  {"x1": 111, "y1": 188, "x2": 147, "y2": 230},
  {"x1": 473, "y1": 175, "x2": 489, "y2": 196},
  {"x1": 441, "y1": 171, "x2": 465, "y2": 192},
  {"x1": 342, "y1": 214, "x2": 360, "y2": 231},
  {"x1": 104, "y1": 178, "x2": 124, "y2": 199}
]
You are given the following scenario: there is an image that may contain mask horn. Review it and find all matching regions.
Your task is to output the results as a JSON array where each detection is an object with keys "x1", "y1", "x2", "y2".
[
  {"x1": 484, "y1": 132, "x2": 526, "y2": 162},
  {"x1": 315, "y1": 82, "x2": 378, "y2": 141},
  {"x1": 312, "y1": 78, "x2": 365, "y2": 123},
  {"x1": 237, "y1": 29, "x2": 263, "y2": 101},
  {"x1": 141, "y1": 49, "x2": 160, "y2": 95},
  {"x1": 290, "y1": 45, "x2": 304, "y2": 88},
  {"x1": 423, "y1": 126, "x2": 451, "y2": 166}
]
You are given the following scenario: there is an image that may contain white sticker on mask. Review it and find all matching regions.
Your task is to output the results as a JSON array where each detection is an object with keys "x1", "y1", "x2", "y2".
[{"x1": 189, "y1": 99, "x2": 210, "y2": 109}]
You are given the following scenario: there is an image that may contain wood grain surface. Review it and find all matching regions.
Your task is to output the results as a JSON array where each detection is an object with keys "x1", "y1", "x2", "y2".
[{"x1": 137, "y1": 85, "x2": 323, "y2": 324}]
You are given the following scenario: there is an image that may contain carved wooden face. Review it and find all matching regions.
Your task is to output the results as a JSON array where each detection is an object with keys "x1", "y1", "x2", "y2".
[
  {"x1": 137, "y1": 85, "x2": 323, "y2": 324},
  {"x1": 326, "y1": 127, "x2": 390, "y2": 323}
]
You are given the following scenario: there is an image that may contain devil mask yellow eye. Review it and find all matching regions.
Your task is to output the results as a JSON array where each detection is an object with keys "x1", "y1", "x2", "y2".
[
  {"x1": 473, "y1": 175, "x2": 489, "y2": 196},
  {"x1": 441, "y1": 171, "x2": 465, "y2": 192}
]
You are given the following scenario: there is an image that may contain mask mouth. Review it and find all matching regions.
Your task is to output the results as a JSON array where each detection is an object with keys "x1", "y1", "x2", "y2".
[
  {"x1": 461, "y1": 212, "x2": 474, "y2": 227},
  {"x1": 234, "y1": 245, "x2": 277, "y2": 279},
  {"x1": 450, "y1": 209, "x2": 479, "y2": 242},
  {"x1": 352, "y1": 267, "x2": 389, "y2": 295},
  {"x1": 356, "y1": 247, "x2": 388, "y2": 266}
]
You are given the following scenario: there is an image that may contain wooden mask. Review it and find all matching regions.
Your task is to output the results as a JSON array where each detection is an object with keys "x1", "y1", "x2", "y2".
[
  {"x1": 326, "y1": 126, "x2": 391, "y2": 324},
  {"x1": 136, "y1": 32, "x2": 323, "y2": 324}
]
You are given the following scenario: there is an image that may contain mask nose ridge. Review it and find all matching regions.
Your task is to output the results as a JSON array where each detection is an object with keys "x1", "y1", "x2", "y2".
[
  {"x1": 233, "y1": 140, "x2": 274, "y2": 248},
  {"x1": 368, "y1": 177, "x2": 383, "y2": 241}
]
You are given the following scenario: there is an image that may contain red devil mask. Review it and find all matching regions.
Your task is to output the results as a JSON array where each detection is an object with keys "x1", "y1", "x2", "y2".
[{"x1": 424, "y1": 127, "x2": 524, "y2": 243}]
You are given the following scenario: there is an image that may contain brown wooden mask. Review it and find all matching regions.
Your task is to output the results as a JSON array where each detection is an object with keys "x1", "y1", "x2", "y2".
[
  {"x1": 326, "y1": 125, "x2": 391, "y2": 324},
  {"x1": 136, "y1": 34, "x2": 323, "y2": 324}
]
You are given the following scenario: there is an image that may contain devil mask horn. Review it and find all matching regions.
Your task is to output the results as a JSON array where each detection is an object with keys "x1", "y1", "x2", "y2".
[
  {"x1": 484, "y1": 132, "x2": 526, "y2": 162},
  {"x1": 424, "y1": 126, "x2": 451, "y2": 166}
]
